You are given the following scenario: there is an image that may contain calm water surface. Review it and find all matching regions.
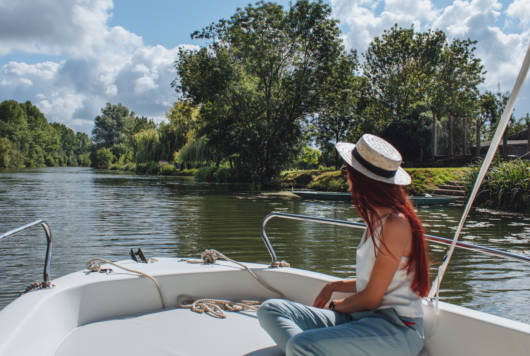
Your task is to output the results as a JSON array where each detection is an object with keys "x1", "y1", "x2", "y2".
[{"x1": 0, "y1": 167, "x2": 529, "y2": 323}]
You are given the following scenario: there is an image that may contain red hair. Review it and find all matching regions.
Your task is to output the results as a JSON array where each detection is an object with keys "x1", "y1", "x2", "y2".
[{"x1": 346, "y1": 165, "x2": 430, "y2": 297}]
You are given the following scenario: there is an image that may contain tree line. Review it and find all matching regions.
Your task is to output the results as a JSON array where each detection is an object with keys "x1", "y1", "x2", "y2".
[
  {"x1": 2, "y1": 1, "x2": 528, "y2": 184},
  {"x1": 0, "y1": 100, "x2": 90, "y2": 168}
]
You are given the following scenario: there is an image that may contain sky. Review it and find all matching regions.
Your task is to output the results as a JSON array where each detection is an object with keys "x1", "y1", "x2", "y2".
[{"x1": 0, "y1": 0, "x2": 529, "y2": 134}]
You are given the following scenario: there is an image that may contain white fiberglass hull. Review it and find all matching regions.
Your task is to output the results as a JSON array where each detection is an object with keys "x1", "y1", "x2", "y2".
[{"x1": 0, "y1": 258, "x2": 528, "y2": 356}]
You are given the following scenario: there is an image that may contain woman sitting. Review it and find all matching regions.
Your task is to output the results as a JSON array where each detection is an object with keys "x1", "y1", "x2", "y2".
[{"x1": 258, "y1": 134, "x2": 429, "y2": 356}]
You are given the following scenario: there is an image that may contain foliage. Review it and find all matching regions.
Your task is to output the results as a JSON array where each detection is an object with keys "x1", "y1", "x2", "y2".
[
  {"x1": 464, "y1": 160, "x2": 529, "y2": 213},
  {"x1": 135, "y1": 161, "x2": 159, "y2": 175},
  {"x1": 280, "y1": 167, "x2": 469, "y2": 194},
  {"x1": 382, "y1": 104, "x2": 433, "y2": 162},
  {"x1": 159, "y1": 101, "x2": 200, "y2": 162},
  {"x1": 133, "y1": 129, "x2": 160, "y2": 163},
  {"x1": 158, "y1": 162, "x2": 178, "y2": 176},
  {"x1": 91, "y1": 103, "x2": 156, "y2": 166},
  {"x1": 307, "y1": 171, "x2": 348, "y2": 191},
  {"x1": 176, "y1": 136, "x2": 215, "y2": 167},
  {"x1": 312, "y1": 50, "x2": 368, "y2": 166},
  {"x1": 0, "y1": 100, "x2": 91, "y2": 168},
  {"x1": 175, "y1": 0, "x2": 347, "y2": 184},
  {"x1": 362, "y1": 25, "x2": 484, "y2": 161},
  {"x1": 293, "y1": 146, "x2": 322, "y2": 170},
  {"x1": 91, "y1": 148, "x2": 113, "y2": 169}
]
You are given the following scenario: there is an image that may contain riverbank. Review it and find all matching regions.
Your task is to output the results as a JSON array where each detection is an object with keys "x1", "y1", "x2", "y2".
[
  {"x1": 109, "y1": 162, "x2": 469, "y2": 196},
  {"x1": 280, "y1": 167, "x2": 469, "y2": 196}
]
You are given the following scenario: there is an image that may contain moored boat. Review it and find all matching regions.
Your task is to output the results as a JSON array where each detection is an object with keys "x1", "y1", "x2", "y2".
[
  {"x1": 0, "y1": 214, "x2": 528, "y2": 356},
  {"x1": 292, "y1": 190, "x2": 459, "y2": 206}
]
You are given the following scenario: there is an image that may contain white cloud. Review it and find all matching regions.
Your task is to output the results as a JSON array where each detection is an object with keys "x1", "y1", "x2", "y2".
[
  {"x1": 332, "y1": 0, "x2": 530, "y2": 117},
  {"x1": 0, "y1": 0, "x2": 195, "y2": 133},
  {"x1": 506, "y1": 0, "x2": 530, "y2": 27},
  {"x1": 1, "y1": 0, "x2": 529, "y2": 134}
]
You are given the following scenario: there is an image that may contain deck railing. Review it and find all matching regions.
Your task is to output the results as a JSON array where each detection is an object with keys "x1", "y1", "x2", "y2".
[
  {"x1": 0, "y1": 220, "x2": 53, "y2": 283},
  {"x1": 261, "y1": 211, "x2": 530, "y2": 266}
]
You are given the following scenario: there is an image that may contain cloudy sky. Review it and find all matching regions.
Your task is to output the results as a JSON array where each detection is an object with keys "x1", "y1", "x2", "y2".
[{"x1": 0, "y1": 0, "x2": 529, "y2": 134}]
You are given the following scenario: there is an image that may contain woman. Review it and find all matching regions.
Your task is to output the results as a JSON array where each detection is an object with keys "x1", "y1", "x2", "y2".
[{"x1": 258, "y1": 134, "x2": 430, "y2": 356}]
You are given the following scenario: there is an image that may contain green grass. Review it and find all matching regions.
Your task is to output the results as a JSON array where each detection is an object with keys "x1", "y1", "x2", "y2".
[{"x1": 280, "y1": 167, "x2": 469, "y2": 195}]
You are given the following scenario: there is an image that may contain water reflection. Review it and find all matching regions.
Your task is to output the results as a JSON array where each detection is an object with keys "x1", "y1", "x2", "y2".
[{"x1": 0, "y1": 167, "x2": 528, "y2": 324}]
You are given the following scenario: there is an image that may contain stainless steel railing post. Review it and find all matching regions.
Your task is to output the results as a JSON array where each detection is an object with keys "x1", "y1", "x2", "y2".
[{"x1": 0, "y1": 220, "x2": 53, "y2": 283}]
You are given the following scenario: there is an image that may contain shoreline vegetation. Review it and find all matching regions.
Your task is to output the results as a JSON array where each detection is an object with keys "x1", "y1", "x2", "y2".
[{"x1": 1, "y1": 1, "x2": 529, "y2": 212}]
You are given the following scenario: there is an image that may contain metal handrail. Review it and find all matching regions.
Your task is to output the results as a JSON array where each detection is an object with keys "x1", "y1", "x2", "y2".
[
  {"x1": 261, "y1": 211, "x2": 530, "y2": 266},
  {"x1": 0, "y1": 220, "x2": 53, "y2": 283}
]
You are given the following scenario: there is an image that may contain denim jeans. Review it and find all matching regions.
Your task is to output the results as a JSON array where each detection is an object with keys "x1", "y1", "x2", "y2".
[{"x1": 257, "y1": 299, "x2": 424, "y2": 356}]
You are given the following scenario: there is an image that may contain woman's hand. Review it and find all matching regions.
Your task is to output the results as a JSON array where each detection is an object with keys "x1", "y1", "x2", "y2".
[
  {"x1": 313, "y1": 279, "x2": 357, "y2": 308},
  {"x1": 313, "y1": 282, "x2": 335, "y2": 308}
]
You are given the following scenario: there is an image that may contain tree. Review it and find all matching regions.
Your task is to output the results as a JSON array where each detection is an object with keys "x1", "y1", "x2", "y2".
[
  {"x1": 438, "y1": 39, "x2": 484, "y2": 159},
  {"x1": 174, "y1": 0, "x2": 345, "y2": 184},
  {"x1": 92, "y1": 103, "x2": 134, "y2": 149},
  {"x1": 362, "y1": 26, "x2": 484, "y2": 162},
  {"x1": 475, "y1": 91, "x2": 499, "y2": 157},
  {"x1": 159, "y1": 101, "x2": 200, "y2": 163},
  {"x1": 362, "y1": 26, "x2": 446, "y2": 161},
  {"x1": 312, "y1": 50, "x2": 369, "y2": 167}
]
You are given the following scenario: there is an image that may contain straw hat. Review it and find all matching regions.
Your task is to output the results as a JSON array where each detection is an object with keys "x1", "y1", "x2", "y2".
[{"x1": 335, "y1": 134, "x2": 411, "y2": 185}]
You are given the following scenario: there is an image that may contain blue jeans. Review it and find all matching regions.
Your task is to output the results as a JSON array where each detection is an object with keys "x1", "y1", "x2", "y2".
[{"x1": 257, "y1": 299, "x2": 424, "y2": 356}]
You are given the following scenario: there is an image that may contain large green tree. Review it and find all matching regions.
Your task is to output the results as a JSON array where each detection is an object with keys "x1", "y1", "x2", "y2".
[
  {"x1": 174, "y1": 0, "x2": 346, "y2": 184},
  {"x1": 362, "y1": 25, "x2": 484, "y2": 162}
]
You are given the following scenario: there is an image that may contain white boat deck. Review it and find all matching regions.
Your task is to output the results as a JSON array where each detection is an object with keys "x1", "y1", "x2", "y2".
[{"x1": 55, "y1": 307, "x2": 282, "y2": 356}]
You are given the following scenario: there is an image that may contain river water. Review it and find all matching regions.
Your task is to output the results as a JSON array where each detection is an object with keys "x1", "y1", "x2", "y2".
[{"x1": 0, "y1": 167, "x2": 529, "y2": 323}]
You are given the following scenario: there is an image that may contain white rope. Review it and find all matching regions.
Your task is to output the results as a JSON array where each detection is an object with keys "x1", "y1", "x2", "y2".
[
  {"x1": 186, "y1": 249, "x2": 287, "y2": 299},
  {"x1": 87, "y1": 258, "x2": 166, "y2": 309},
  {"x1": 428, "y1": 43, "x2": 530, "y2": 301},
  {"x1": 177, "y1": 296, "x2": 261, "y2": 319}
]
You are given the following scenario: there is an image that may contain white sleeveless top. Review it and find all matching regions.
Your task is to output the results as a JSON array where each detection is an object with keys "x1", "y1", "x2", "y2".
[{"x1": 356, "y1": 223, "x2": 423, "y2": 318}]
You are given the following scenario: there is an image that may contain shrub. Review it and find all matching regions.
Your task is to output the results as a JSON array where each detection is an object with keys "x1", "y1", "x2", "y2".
[
  {"x1": 194, "y1": 166, "x2": 217, "y2": 182},
  {"x1": 91, "y1": 148, "x2": 114, "y2": 169},
  {"x1": 464, "y1": 159, "x2": 529, "y2": 213},
  {"x1": 159, "y1": 162, "x2": 178, "y2": 176},
  {"x1": 307, "y1": 171, "x2": 348, "y2": 191},
  {"x1": 136, "y1": 161, "x2": 159, "y2": 174}
]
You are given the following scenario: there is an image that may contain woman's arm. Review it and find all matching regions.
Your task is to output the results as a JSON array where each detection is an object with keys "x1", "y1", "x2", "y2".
[
  {"x1": 313, "y1": 279, "x2": 357, "y2": 308},
  {"x1": 331, "y1": 217, "x2": 412, "y2": 313}
]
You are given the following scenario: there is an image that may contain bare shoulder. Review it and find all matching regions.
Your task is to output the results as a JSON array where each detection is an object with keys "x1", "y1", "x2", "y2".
[{"x1": 380, "y1": 213, "x2": 412, "y2": 256}]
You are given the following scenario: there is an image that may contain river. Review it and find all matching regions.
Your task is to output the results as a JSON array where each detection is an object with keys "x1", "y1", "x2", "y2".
[{"x1": 0, "y1": 167, "x2": 529, "y2": 323}]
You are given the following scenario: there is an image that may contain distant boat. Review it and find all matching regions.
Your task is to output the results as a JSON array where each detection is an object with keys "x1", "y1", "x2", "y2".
[{"x1": 292, "y1": 190, "x2": 459, "y2": 206}]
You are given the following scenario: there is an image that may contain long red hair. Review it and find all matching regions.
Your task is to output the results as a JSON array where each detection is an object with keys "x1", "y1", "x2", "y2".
[{"x1": 346, "y1": 165, "x2": 430, "y2": 297}]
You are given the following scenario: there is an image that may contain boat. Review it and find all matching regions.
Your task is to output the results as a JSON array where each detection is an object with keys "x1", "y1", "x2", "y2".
[
  {"x1": 1, "y1": 21, "x2": 528, "y2": 356},
  {"x1": 0, "y1": 213, "x2": 529, "y2": 356},
  {"x1": 292, "y1": 190, "x2": 459, "y2": 205}
]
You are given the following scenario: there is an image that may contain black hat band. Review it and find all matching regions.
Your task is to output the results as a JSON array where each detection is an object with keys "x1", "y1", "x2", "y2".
[{"x1": 352, "y1": 147, "x2": 397, "y2": 178}]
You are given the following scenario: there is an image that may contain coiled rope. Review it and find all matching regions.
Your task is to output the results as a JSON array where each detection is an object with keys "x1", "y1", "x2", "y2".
[
  {"x1": 87, "y1": 258, "x2": 166, "y2": 309},
  {"x1": 177, "y1": 296, "x2": 260, "y2": 319},
  {"x1": 180, "y1": 249, "x2": 287, "y2": 318}
]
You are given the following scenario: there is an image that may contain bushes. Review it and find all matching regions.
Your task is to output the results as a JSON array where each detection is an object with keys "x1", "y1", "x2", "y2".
[
  {"x1": 307, "y1": 171, "x2": 348, "y2": 191},
  {"x1": 159, "y1": 162, "x2": 178, "y2": 176},
  {"x1": 91, "y1": 148, "x2": 113, "y2": 169},
  {"x1": 194, "y1": 166, "x2": 246, "y2": 183},
  {"x1": 464, "y1": 159, "x2": 529, "y2": 213}
]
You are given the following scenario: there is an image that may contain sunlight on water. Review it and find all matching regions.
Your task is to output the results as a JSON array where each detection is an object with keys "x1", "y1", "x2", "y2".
[{"x1": 0, "y1": 167, "x2": 529, "y2": 324}]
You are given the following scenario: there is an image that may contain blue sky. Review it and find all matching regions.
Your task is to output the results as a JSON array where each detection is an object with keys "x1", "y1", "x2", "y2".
[{"x1": 0, "y1": 0, "x2": 529, "y2": 134}]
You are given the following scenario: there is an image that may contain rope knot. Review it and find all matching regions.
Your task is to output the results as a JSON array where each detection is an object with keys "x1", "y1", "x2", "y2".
[
  {"x1": 270, "y1": 260, "x2": 290, "y2": 268},
  {"x1": 201, "y1": 249, "x2": 219, "y2": 264}
]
